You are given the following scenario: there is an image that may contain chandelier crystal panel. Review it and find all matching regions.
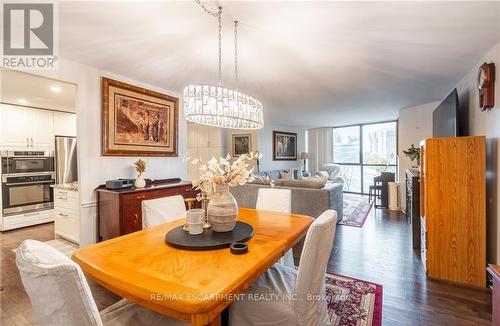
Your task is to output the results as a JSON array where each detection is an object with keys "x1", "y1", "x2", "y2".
[
  {"x1": 183, "y1": 85, "x2": 264, "y2": 129},
  {"x1": 184, "y1": 1, "x2": 264, "y2": 130}
]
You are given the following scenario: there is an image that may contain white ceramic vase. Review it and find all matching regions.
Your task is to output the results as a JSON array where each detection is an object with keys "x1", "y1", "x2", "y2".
[
  {"x1": 135, "y1": 175, "x2": 146, "y2": 188},
  {"x1": 207, "y1": 184, "x2": 238, "y2": 232}
]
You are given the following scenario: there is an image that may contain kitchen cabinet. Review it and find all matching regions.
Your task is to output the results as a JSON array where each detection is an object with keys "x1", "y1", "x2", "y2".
[
  {"x1": 0, "y1": 104, "x2": 32, "y2": 148},
  {"x1": 31, "y1": 108, "x2": 54, "y2": 148},
  {"x1": 54, "y1": 188, "x2": 79, "y2": 243},
  {"x1": 0, "y1": 105, "x2": 76, "y2": 149},
  {"x1": 53, "y1": 111, "x2": 77, "y2": 137},
  {"x1": 0, "y1": 210, "x2": 53, "y2": 231},
  {"x1": 0, "y1": 104, "x2": 55, "y2": 149}
]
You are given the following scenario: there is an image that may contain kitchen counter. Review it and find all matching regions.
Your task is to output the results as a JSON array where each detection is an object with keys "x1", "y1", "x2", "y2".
[{"x1": 51, "y1": 183, "x2": 79, "y2": 191}]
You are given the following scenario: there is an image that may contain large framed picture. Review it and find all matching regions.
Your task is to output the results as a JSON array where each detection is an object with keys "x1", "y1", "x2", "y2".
[
  {"x1": 102, "y1": 77, "x2": 178, "y2": 157},
  {"x1": 273, "y1": 131, "x2": 297, "y2": 161},
  {"x1": 232, "y1": 134, "x2": 251, "y2": 156}
]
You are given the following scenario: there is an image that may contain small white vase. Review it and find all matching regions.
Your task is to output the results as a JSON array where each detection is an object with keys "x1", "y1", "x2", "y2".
[{"x1": 135, "y1": 176, "x2": 146, "y2": 188}]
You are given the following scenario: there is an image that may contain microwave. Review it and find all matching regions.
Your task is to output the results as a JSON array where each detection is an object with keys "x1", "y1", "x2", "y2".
[{"x1": 1, "y1": 150, "x2": 55, "y2": 175}]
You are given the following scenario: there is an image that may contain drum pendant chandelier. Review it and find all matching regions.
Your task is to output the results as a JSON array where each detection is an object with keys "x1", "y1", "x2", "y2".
[{"x1": 183, "y1": 2, "x2": 264, "y2": 130}]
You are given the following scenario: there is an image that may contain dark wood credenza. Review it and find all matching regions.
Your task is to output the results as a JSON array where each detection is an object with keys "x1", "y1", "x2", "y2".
[
  {"x1": 406, "y1": 168, "x2": 420, "y2": 249},
  {"x1": 96, "y1": 179, "x2": 199, "y2": 241}
]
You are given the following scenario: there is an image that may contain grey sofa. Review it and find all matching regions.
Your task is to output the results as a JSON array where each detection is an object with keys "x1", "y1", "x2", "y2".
[
  {"x1": 230, "y1": 179, "x2": 343, "y2": 220},
  {"x1": 231, "y1": 180, "x2": 343, "y2": 262}
]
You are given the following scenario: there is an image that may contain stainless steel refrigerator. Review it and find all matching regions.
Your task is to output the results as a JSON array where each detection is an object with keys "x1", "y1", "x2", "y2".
[{"x1": 54, "y1": 136, "x2": 78, "y2": 184}]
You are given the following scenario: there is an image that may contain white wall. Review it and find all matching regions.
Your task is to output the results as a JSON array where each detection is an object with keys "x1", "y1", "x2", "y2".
[
  {"x1": 222, "y1": 124, "x2": 306, "y2": 172},
  {"x1": 455, "y1": 41, "x2": 500, "y2": 264},
  {"x1": 397, "y1": 101, "x2": 438, "y2": 210},
  {"x1": 32, "y1": 58, "x2": 187, "y2": 246}
]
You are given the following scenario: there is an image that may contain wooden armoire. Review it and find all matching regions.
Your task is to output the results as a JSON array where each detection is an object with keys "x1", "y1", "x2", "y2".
[{"x1": 419, "y1": 136, "x2": 486, "y2": 287}]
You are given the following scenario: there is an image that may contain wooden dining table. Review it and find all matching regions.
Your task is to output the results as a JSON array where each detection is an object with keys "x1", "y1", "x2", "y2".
[{"x1": 72, "y1": 208, "x2": 313, "y2": 326}]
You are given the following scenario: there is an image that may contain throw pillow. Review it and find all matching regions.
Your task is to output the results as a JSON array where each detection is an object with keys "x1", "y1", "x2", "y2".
[
  {"x1": 255, "y1": 171, "x2": 267, "y2": 178},
  {"x1": 316, "y1": 171, "x2": 329, "y2": 178},
  {"x1": 280, "y1": 170, "x2": 294, "y2": 180},
  {"x1": 267, "y1": 170, "x2": 281, "y2": 180},
  {"x1": 281, "y1": 179, "x2": 325, "y2": 189}
]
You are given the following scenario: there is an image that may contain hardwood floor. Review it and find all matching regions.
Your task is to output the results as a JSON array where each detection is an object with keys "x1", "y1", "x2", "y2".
[
  {"x1": 329, "y1": 206, "x2": 492, "y2": 325},
  {"x1": 0, "y1": 222, "x2": 119, "y2": 326},
  {"x1": 1, "y1": 205, "x2": 492, "y2": 325}
]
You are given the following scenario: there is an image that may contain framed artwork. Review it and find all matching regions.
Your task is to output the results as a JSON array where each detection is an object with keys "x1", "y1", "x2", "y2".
[
  {"x1": 102, "y1": 77, "x2": 178, "y2": 156},
  {"x1": 232, "y1": 134, "x2": 252, "y2": 156},
  {"x1": 273, "y1": 131, "x2": 297, "y2": 161}
]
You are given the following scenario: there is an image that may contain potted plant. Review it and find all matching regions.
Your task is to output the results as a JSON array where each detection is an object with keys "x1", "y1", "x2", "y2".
[
  {"x1": 403, "y1": 144, "x2": 420, "y2": 167},
  {"x1": 134, "y1": 159, "x2": 146, "y2": 188},
  {"x1": 187, "y1": 152, "x2": 271, "y2": 232}
]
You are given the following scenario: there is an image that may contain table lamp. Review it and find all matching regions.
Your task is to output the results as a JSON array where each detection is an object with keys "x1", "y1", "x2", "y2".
[
  {"x1": 255, "y1": 150, "x2": 260, "y2": 172},
  {"x1": 300, "y1": 152, "x2": 309, "y2": 172}
]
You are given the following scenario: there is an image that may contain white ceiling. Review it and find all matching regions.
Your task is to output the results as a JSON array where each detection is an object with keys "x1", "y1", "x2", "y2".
[
  {"x1": 1, "y1": 70, "x2": 77, "y2": 112},
  {"x1": 59, "y1": 1, "x2": 500, "y2": 127}
]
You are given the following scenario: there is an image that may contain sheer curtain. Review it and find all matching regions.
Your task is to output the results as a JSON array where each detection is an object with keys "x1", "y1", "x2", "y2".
[{"x1": 307, "y1": 128, "x2": 333, "y2": 172}]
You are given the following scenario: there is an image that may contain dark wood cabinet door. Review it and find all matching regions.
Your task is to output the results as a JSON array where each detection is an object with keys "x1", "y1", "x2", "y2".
[
  {"x1": 121, "y1": 204, "x2": 142, "y2": 234},
  {"x1": 122, "y1": 192, "x2": 150, "y2": 204}
]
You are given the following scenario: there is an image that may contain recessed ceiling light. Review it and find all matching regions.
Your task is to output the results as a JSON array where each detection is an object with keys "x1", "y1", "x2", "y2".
[
  {"x1": 50, "y1": 85, "x2": 62, "y2": 93},
  {"x1": 17, "y1": 98, "x2": 27, "y2": 104}
]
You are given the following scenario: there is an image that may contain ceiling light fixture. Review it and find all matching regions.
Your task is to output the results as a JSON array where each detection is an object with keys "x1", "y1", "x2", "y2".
[
  {"x1": 183, "y1": 1, "x2": 264, "y2": 130},
  {"x1": 50, "y1": 85, "x2": 62, "y2": 93}
]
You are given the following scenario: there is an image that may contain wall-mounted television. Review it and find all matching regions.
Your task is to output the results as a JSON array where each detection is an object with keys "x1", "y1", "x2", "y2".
[{"x1": 433, "y1": 89, "x2": 460, "y2": 138}]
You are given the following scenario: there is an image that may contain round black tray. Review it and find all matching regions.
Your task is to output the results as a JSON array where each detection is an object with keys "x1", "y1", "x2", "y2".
[{"x1": 165, "y1": 221, "x2": 254, "y2": 251}]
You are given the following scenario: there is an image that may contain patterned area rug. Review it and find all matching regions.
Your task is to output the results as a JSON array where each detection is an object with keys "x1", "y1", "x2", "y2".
[
  {"x1": 339, "y1": 194, "x2": 374, "y2": 228},
  {"x1": 326, "y1": 273, "x2": 383, "y2": 326},
  {"x1": 12, "y1": 238, "x2": 78, "y2": 257}
]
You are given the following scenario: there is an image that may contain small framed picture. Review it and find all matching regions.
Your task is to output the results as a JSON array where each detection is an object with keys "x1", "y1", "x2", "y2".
[
  {"x1": 273, "y1": 131, "x2": 297, "y2": 161},
  {"x1": 232, "y1": 134, "x2": 252, "y2": 156}
]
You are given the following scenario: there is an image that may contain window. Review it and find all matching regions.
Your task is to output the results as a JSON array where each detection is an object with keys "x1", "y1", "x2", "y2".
[
  {"x1": 333, "y1": 126, "x2": 360, "y2": 164},
  {"x1": 333, "y1": 121, "x2": 397, "y2": 194},
  {"x1": 362, "y1": 122, "x2": 397, "y2": 165}
]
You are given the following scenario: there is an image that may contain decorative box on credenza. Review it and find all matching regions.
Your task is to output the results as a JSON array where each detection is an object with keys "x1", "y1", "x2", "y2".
[
  {"x1": 419, "y1": 136, "x2": 486, "y2": 287},
  {"x1": 96, "y1": 178, "x2": 199, "y2": 241}
]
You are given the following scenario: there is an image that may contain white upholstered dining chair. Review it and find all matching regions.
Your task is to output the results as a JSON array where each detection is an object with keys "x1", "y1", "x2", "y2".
[
  {"x1": 16, "y1": 239, "x2": 188, "y2": 326},
  {"x1": 142, "y1": 195, "x2": 187, "y2": 229},
  {"x1": 256, "y1": 188, "x2": 291, "y2": 214},
  {"x1": 229, "y1": 209, "x2": 337, "y2": 326},
  {"x1": 256, "y1": 188, "x2": 295, "y2": 268}
]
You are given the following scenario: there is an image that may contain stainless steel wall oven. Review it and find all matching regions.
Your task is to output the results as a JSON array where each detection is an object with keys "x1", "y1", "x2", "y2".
[{"x1": 1, "y1": 151, "x2": 55, "y2": 216}]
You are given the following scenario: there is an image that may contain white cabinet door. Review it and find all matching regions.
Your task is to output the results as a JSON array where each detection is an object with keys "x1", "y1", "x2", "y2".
[
  {"x1": 31, "y1": 109, "x2": 54, "y2": 149},
  {"x1": 53, "y1": 112, "x2": 76, "y2": 137},
  {"x1": 0, "y1": 105, "x2": 31, "y2": 148}
]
